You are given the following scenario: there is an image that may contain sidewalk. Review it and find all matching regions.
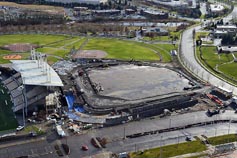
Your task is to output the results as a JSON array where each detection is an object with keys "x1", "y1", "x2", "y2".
[{"x1": 0, "y1": 136, "x2": 45, "y2": 148}]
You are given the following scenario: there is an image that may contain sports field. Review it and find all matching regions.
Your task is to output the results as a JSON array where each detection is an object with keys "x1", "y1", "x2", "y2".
[
  {"x1": 0, "y1": 84, "x2": 18, "y2": 131},
  {"x1": 83, "y1": 38, "x2": 160, "y2": 61},
  {"x1": 0, "y1": 34, "x2": 173, "y2": 64}
]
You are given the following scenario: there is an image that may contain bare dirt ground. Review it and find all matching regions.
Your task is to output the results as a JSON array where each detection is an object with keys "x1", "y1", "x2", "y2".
[
  {"x1": 73, "y1": 50, "x2": 108, "y2": 59},
  {"x1": 0, "y1": 2, "x2": 64, "y2": 13},
  {"x1": 3, "y1": 54, "x2": 22, "y2": 60},
  {"x1": 3, "y1": 43, "x2": 38, "y2": 52},
  {"x1": 88, "y1": 65, "x2": 190, "y2": 100},
  {"x1": 216, "y1": 150, "x2": 237, "y2": 158}
]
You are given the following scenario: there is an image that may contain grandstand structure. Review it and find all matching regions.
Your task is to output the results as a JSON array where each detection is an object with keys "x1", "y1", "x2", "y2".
[{"x1": 2, "y1": 49, "x2": 63, "y2": 115}]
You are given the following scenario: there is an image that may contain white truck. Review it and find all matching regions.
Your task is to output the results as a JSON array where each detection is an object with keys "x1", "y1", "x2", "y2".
[{"x1": 56, "y1": 125, "x2": 66, "y2": 137}]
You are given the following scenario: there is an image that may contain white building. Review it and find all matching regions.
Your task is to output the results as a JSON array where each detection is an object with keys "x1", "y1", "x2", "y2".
[
  {"x1": 45, "y1": 0, "x2": 108, "y2": 5},
  {"x1": 210, "y1": 4, "x2": 224, "y2": 13}
]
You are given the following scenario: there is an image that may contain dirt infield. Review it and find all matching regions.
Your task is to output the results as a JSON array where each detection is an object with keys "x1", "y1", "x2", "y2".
[
  {"x1": 3, "y1": 43, "x2": 38, "y2": 52},
  {"x1": 73, "y1": 50, "x2": 107, "y2": 59},
  {"x1": 3, "y1": 54, "x2": 22, "y2": 60}
]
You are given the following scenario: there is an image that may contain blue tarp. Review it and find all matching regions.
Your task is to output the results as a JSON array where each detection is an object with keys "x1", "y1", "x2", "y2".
[
  {"x1": 67, "y1": 112, "x2": 80, "y2": 120},
  {"x1": 65, "y1": 94, "x2": 74, "y2": 111},
  {"x1": 74, "y1": 106, "x2": 85, "y2": 113}
]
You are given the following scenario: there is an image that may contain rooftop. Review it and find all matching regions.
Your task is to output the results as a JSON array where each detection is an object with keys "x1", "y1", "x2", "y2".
[
  {"x1": 11, "y1": 60, "x2": 63, "y2": 87},
  {"x1": 217, "y1": 25, "x2": 237, "y2": 29},
  {"x1": 210, "y1": 4, "x2": 224, "y2": 12}
]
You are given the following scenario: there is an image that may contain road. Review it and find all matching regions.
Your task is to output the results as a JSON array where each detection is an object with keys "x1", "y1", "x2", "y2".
[
  {"x1": 2, "y1": 110, "x2": 237, "y2": 158},
  {"x1": 64, "y1": 110, "x2": 237, "y2": 157},
  {"x1": 180, "y1": 6, "x2": 237, "y2": 95}
]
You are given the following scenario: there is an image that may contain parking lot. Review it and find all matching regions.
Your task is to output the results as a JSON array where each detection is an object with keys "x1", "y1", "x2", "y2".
[{"x1": 0, "y1": 140, "x2": 58, "y2": 158}]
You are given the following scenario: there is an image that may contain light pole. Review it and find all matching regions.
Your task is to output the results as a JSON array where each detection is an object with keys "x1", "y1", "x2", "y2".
[
  {"x1": 17, "y1": 85, "x2": 26, "y2": 126},
  {"x1": 160, "y1": 135, "x2": 163, "y2": 158},
  {"x1": 169, "y1": 118, "x2": 172, "y2": 128},
  {"x1": 123, "y1": 127, "x2": 126, "y2": 139}
]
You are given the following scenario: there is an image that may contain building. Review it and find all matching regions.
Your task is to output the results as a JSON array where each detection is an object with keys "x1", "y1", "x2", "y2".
[
  {"x1": 151, "y1": 0, "x2": 189, "y2": 8},
  {"x1": 45, "y1": 92, "x2": 61, "y2": 115},
  {"x1": 141, "y1": 10, "x2": 168, "y2": 19},
  {"x1": 210, "y1": 4, "x2": 224, "y2": 13},
  {"x1": 92, "y1": 9, "x2": 121, "y2": 16},
  {"x1": 2, "y1": 49, "x2": 63, "y2": 113},
  {"x1": 45, "y1": 0, "x2": 108, "y2": 5},
  {"x1": 143, "y1": 27, "x2": 168, "y2": 36},
  {"x1": 125, "y1": 9, "x2": 136, "y2": 15},
  {"x1": 213, "y1": 25, "x2": 237, "y2": 38}
]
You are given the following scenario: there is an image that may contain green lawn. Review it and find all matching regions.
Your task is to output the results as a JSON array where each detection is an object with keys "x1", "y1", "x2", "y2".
[
  {"x1": 142, "y1": 43, "x2": 174, "y2": 62},
  {"x1": 0, "y1": 34, "x2": 176, "y2": 63},
  {"x1": 0, "y1": 84, "x2": 18, "y2": 131},
  {"x1": 46, "y1": 36, "x2": 79, "y2": 48},
  {"x1": 143, "y1": 36, "x2": 170, "y2": 41},
  {"x1": 155, "y1": 44, "x2": 176, "y2": 62},
  {"x1": 64, "y1": 37, "x2": 86, "y2": 49},
  {"x1": 130, "y1": 141, "x2": 206, "y2": 158},
  {"x1": 200, "y1": 46, "x2": 233, "y2": 68},
  {"x1": 24, "y1": 125, "x2": 45, "y2": 135},
  {"x1": 218, "y1": 62, "x2": 237, "y2": 80},
  {"x1": 196, "y1": 32, "x2": 209, "y2": 40},
  {"x1": 36, "y1": 47, "x2": 68, "y2": 58},
  {"x1": 142, "y1": 31, "x2": 181, "y2": 42},
  {"x1": 83, "y1": 38, "x2": 160, "y2": 61},
  {"x1": 0, "y1": 34, "x2": 69, "y2": 46},
  {"x1": 197, "y1": 46, "x2": 237, "y2": 82},
  {"x1": 208, "y1": 134, "x2": 237, "y2": 146}
]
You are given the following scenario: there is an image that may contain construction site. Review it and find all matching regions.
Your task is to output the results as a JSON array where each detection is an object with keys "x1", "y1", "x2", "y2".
[{"x1": 51, "y1": 58, "x2": 220, "y2": 126}]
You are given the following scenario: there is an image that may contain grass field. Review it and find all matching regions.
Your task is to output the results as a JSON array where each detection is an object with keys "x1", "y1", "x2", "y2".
[
  {"x1": 24, "y1": 125, "x2": 45, "y2": 135},
  {"x1": 0, "y1": 34, "x2": 174, "y2": 63},
  {"x1": 196, "y1": 46, "x2": 237, "y2": 83},
  {"x1": 0, "y1": 84, "x2": 18, "y2": 131},
  {"x1": 208, "y1": 134, "x2": 237, "y2": 146},
  {"x1": 83, "y1": 38, "x2": 161, "y2": 61},
  {"x1": 0, "y1": 34, "x2": 69, "y2": 46},
  {"x1": 130, "y1": 141, "x2": 206, "y2": 158}
]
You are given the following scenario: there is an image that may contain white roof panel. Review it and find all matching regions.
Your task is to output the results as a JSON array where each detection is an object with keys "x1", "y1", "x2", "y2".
[{"x1": 11, "y1": 60, "x2": 63, "y2": 87}]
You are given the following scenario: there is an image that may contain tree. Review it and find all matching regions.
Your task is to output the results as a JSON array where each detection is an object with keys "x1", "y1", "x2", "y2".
[{"x1": 221, "y1": 34, "x2": 234, "y2": 45}]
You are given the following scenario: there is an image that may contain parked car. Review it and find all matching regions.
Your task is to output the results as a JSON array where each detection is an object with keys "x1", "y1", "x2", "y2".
[
  {"x1": 16, "y1": 126, "x2": 24, "y2": 131},
  {"x1": 81, "y1": 145, "x2": 89, "y2": 151},
  {"x1": 206, "y1": 109, "x2": 220, "y2": 117},
  {"x1": 29, "y1": 131, "x2": 37, "y2": 137},
  {"x1": 185, "y1": 136, "x2": 191, "y2": 141}
]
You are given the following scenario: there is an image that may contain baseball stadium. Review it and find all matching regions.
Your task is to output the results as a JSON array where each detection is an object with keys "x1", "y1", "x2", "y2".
[{"x1": 0, "y1": 34, "x2": 201, "y2": 129}]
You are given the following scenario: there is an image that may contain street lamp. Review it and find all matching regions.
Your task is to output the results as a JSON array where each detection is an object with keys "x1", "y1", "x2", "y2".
[{"x1": 169, "y1": 118, "x2": 172, "y2": 128}]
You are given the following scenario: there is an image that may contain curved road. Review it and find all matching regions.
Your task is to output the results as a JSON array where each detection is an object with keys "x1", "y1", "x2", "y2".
[{"x1": 180, "y1": 7, "x2": 237, "y2": 95}]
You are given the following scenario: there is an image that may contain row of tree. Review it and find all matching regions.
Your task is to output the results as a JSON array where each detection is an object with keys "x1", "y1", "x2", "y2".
[
  {"x1": 0, "y1": 23, "x2": 134, "y2": 36},
  {"x1": 3, "y1": 0, "x2": 133, "y2": 10}
]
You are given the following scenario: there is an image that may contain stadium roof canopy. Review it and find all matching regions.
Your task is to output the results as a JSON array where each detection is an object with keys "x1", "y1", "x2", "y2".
[{"x1": 11, "y1": 60, "x2": 63, "y2": 87}]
